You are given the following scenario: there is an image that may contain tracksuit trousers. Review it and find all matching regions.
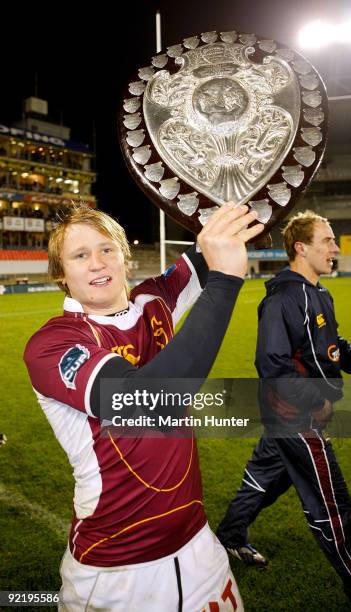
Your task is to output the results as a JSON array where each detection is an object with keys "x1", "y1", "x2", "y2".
[{"x1": 217, "y1": 430, "x2": 351, "y2": 597}]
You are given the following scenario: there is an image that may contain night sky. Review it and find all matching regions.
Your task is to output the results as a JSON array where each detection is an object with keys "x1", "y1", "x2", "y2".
[{"x1": 2, "y1": 0, "x2": 350, "y2": 242}]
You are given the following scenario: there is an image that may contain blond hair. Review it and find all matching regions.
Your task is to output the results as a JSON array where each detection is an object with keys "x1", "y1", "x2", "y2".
[
  {"x1": 48, "y1": 201, "x2": 131, "y2": 295},
  {"x1": 283, "y1": 210, "x2": 329, "y2": 261}
]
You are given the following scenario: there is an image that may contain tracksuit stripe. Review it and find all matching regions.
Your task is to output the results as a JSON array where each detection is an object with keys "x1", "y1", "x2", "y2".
[{"x1": 299, "y1": 431, "x2": 351, "y2": 576}]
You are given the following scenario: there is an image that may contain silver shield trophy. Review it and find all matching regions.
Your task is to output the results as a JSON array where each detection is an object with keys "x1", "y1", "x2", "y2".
[{"x1": 119, "y1": 30, "x2": 328, "y2": 243}]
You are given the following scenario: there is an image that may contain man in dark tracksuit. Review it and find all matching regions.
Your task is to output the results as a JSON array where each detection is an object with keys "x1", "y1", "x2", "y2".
[{"x1": 217, "y1": 211, "x2": 351, "y2": 601}]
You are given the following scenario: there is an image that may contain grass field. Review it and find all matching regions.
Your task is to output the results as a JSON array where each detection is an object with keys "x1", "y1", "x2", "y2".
[{"x1": 1, "y1": 279, "x2": 351, "y2": 611}]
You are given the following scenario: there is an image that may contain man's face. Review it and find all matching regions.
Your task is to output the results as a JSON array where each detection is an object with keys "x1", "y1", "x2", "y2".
[
  {"x1": 304, "y1": 221, "x2": 340, "y2": 277},
  {"x1": 61, "y1": 223, "x2": 128, "y2": 314}
]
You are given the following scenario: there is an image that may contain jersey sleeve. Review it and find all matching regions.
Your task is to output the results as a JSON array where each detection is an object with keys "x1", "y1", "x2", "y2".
[
  {"x1": 256, "y1": 292, "x2": 306, "y2": 378},
  {"x1": 130, "y1": 245, "x2": 206, "y2": 326},
  {"x1": 23, "y1": 318, "x2": 118, "y2": 417},
  {"x1": 256, "y1": 293, "x2": 326, "y2": 411}
]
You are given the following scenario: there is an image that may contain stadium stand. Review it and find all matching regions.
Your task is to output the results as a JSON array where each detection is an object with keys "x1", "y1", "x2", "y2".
[{"x1": 0, "y1": 250, "x2": 48, "y2": 260}]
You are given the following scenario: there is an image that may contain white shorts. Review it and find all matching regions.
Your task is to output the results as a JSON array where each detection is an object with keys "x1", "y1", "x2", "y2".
[{"x1": 59, "y1": 523, "x2": 243, "y2": 611}]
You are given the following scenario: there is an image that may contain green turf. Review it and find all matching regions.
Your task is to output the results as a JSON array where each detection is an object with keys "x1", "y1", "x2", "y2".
[{"x1": 0, "y1": 280, "x2": 350, "y2": 610}]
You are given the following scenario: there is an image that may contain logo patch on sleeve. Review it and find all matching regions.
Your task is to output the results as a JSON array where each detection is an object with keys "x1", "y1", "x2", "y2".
[
  {"x1": 316, "y1": 313, "x2": 326, "y2": 328},
  {"x1": 163, "y1": 264, "x2": 176, "y2": 278},
  {"x1": 59, "y1": 344, "x2": 90, "y2": 390},
  {"x1": 327, "y1": 344, "x2": 340, "y2": 362}
]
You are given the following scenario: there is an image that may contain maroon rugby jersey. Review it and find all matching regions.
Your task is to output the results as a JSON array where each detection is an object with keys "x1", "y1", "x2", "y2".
[{"x1": 24, "y1": 254, "x2": 207, "y2": 566}]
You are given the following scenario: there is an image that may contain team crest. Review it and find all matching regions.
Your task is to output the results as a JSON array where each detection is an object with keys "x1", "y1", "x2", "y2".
[{"x1": 59, "y1": 344, "x2": 90, "y2": 390}]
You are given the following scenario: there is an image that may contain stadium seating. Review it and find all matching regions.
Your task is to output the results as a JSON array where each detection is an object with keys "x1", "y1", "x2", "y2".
[{"x1": 0, "y1": 250, "x2": 48, "y2": 260}]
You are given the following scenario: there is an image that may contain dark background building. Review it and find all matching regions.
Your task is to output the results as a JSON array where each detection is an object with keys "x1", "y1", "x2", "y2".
[{"x1": 0, "y1": 97, "x2": 96, "y2": 249}]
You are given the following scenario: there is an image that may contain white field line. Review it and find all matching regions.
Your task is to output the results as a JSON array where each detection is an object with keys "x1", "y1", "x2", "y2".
[
  {"x1": 0, "y1": 482, "x2": 70, "y2": 540},
  {"x1": 0, "y1": 309, "x2": 60, "y2": 318}
]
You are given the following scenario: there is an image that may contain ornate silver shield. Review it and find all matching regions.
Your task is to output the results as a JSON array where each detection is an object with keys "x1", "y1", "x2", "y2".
[{"x1": 118, "y1": 30, "x2": 328, "y2": 243}]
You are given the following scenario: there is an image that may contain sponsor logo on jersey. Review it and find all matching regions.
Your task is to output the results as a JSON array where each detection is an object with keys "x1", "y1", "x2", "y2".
[
  {"x1": 327, "y1": 344, "x2": 340, "y2": 362},
  {"x1": 111, "y1": 344, "x2": 141, "y2": 366},
  {"x1": 151, "y1": 315, "x2": 169, "y2": 349},
  {"x1": 316, "y1": 313, "x2": 326, "y2": 328},
  {"x1": 59, "y1": 344, "x2": 90, "y2": 389},
  {"x1": 163, "y1": 264, "x2": 176, "y2": 278}
]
